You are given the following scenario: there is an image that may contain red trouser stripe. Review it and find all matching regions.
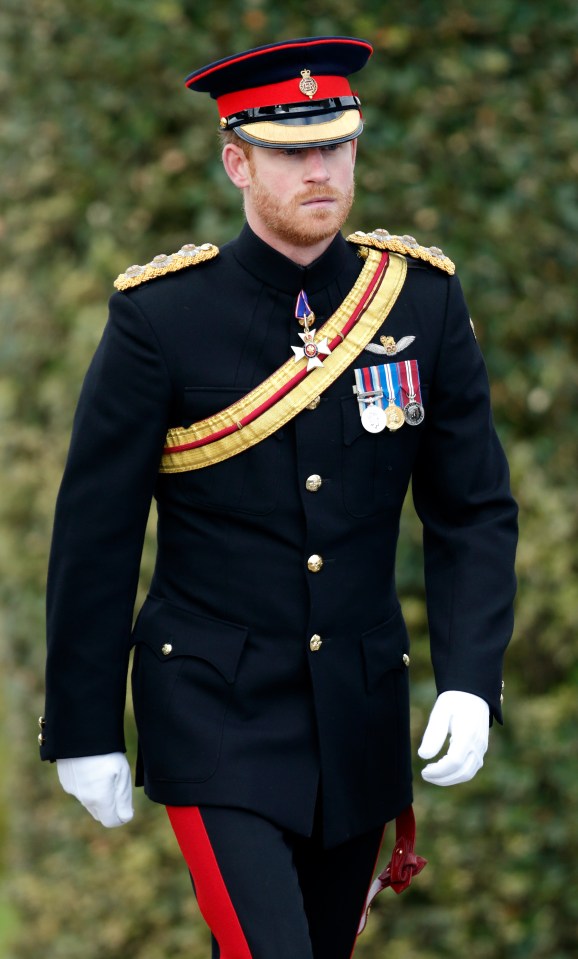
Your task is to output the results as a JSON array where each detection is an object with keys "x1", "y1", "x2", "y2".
[{"x1": 167, "y1": 806, "x2": 253, "y2": 959}]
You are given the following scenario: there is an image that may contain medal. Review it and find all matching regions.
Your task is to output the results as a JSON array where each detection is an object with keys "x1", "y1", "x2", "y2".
[
  {"x1": 398, "y1": 359, "x2": 425, "y2": 426},
  {"x1": 361, "y1": 402, "x2": 387, "y2": 433},
  {"x1": 385, "y1": 404, "x2": 405, "y2": 431},
  {"x1": 292, "y1": 330, "x2": 331, "y2": 370},
  {"x1": 380, "y1": 362, "x2": 405, "y2": 432},
  {"x1": 404, "y1": 399, "x2": 425, "y2": 426},
  {"x1": 353, "y1": 366, "x2": 386, "y2": 433},
  {"x1": 292, "y1": 289, "x2": 331, "y2": 371}
]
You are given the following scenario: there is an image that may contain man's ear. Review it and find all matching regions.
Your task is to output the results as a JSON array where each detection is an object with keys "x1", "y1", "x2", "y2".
[{"x1": 222, "y1": 142, "x2": 251, "y2": 189}]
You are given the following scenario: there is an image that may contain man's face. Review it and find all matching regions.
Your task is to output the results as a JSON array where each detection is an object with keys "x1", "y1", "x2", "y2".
[{"x1": 242, "y1": 140, "x2": 356, "y2": 252}]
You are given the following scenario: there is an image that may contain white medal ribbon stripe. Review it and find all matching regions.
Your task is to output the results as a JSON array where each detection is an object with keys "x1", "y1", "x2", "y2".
[
  {"x1": 354, "y1": 367, "x2": 371, "y2": 412},
  {"x1": 405, "y1": 359, "x2": 415, "y2": 399},
  {"x1": 406, "y1": 358, "x2": 423, "y2": 403},
  {"x1": 369, "y1": 365, "x2": 383, "y2": 405},
  {"x1": 384, "y1": 362, "x2": 396, "y2": 404},
  {"x1": 354, "y1": 367, "x2": 367, "y2": 405},
  {"x1": 377, "y1": 363, "x2": 390, "y2": 404}
]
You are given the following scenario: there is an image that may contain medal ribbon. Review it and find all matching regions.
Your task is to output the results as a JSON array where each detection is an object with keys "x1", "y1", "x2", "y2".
[
  {"x1": 354, "y1": 365, "x2": 385, "y2": 411},
  {"x1": 355, "y1": 362, "x2": 406, "y2": 411},
  {"x1": 354, "y1": 366, "x2": 368, "y2": 398},
  {"x1": 380, "y1": 362, "x2": 401, "y2": 406},
  {"x1": 370, "y1": 364, "x2": 383, "y2": 398},
  {"x1": 295, "y1": 289, "x2": 314, "y2": 324},
  {"x1": 397, "y1": 359, "x2": 422, "y2": 404}
]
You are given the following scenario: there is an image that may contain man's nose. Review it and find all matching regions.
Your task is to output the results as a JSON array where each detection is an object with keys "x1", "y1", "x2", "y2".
[{"x1": 303, "y1": 149, "x2": 331, "y2": 182}]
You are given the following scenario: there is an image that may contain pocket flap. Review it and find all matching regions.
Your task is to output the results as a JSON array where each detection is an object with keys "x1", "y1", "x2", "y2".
[
  {"x1": 361, "y1": 607, "x2": 410, "y2": 692},
  {"x1": 132, "y1": 596, "x2": 248, "y2": 683}
]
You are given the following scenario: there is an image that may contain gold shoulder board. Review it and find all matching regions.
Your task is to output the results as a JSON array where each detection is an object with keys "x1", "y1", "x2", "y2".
[
  {"x1": 114, "y1": 242, "x2": 219, "y2": 291},
  {"x1": 347, "y1": 229, "x2": 455, "y2": 275}
]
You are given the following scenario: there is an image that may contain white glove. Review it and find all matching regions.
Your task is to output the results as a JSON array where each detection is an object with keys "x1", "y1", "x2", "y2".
[
  {"x1": 57, "y1": 752, "x2": 134, "y2": 827},
  {"x1": 418, "y1": 690, "x2": 490, "y2": 786}
]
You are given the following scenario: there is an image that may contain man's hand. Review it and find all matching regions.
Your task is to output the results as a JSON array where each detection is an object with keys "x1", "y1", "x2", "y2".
[
  {"x1": 56, "y1": 752, "x2": 134, "y2": 827},
  {"x1": 418, "y1": 691, "x2": 490, "y2": 786}
]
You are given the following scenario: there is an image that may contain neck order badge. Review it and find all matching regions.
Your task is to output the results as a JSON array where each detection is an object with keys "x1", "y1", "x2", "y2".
[{"x1": 292, "y1": 290, "x2": 331, "y2": 371}]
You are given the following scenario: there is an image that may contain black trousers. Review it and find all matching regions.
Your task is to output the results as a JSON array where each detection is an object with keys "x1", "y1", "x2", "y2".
[{"x1": 167, "y1": 804, "x2": 385, "y2": 959}]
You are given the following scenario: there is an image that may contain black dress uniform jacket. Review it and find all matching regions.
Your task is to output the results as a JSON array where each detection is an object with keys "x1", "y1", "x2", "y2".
[{"x1": 41, "y1": 224, "x2": 518, "y2": 847}]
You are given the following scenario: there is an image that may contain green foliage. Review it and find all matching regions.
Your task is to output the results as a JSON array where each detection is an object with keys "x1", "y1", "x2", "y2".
[{"x1": 1, "y1": 1, "x2": 577, "y2": 956}]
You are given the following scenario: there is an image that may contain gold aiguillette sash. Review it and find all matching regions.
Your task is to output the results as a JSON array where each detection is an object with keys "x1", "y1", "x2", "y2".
[{"x1": 160, "y1": 248, "x2": 407, "y2": 473}]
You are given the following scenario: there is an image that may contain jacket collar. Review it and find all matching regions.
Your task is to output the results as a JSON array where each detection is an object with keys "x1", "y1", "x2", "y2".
[{"x1": 230, "y1": 222, "x2": 357, "y2": 295}]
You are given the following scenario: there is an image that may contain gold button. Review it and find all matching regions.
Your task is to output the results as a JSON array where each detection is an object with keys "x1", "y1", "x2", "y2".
[
  {"x1": 306, "y1": 395, "x2": 321, "y2": 410},
  {"x1": 161, "y1": 643, "x2": 173, "y2": 656},
  {"x1": 307, "y1": 554, "x2": 324, "y2": 573},
  {"x1": 309, "y1": 634, "x2": 323, "y2": 652},
  {"x1": 402, "y1": 653, "x2": 410, "y2": 667},
  {"x1": 38, "y1": 733, "x2": 45, "y2": 746},
  {"x1": 305, "y1": 474, "x2": 322, "y2": 492},
  {"x1": 38, "y1": 716, "x2": 46, "y2": 729}
]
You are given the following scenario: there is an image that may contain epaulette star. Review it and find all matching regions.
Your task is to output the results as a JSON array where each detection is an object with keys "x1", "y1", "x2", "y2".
[
  {"x1": 347, "y1": 229, "x2": 455, "y2": 275},
  {"x1": 114, "y1": 242, "x2": 220, "y2": 291}
]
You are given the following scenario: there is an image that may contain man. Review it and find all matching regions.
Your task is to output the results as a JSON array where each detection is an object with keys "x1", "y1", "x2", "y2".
[{"x1": 40, "y1": 36, "x2": 518, "y2": 959}]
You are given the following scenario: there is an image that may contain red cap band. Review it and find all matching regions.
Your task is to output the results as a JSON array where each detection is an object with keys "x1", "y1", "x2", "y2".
[{"x1": 217, "y1": 75, "x2": 353, "y2": 118}]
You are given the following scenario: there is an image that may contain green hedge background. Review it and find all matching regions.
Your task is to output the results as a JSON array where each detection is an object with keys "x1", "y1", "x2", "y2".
[{"x1": 1, "y1": 1, "x2": 577, "y2": 956}]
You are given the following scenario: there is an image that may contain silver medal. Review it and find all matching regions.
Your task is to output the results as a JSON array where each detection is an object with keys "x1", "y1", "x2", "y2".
[
  {"x1": 404, "y1": 399, "x2": 425, "y2": 426},
  {"x1": 361, "y1": 403, "x2": 387, "y2": 433}
]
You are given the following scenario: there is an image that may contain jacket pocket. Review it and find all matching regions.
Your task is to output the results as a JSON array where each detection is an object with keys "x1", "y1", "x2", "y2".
[
  {"x1": 131, "y1": 595, "x2": 248, "y2": 783},
  {"x1": 361, "y1": 607, "x2": 412, "y2": 784},
  {"x1": 361, "y1": 606, "x2": 410, "y2": 693}
]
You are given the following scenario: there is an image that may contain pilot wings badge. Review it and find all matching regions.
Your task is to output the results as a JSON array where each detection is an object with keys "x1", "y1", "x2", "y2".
[{"x1": 365, "y1": 335, "x2": 415, "y2": 356}]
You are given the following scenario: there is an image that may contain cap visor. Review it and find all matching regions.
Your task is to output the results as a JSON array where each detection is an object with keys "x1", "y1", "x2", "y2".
[{"x1": 235, "y1": 109, "x2": 362, "y2": 148}]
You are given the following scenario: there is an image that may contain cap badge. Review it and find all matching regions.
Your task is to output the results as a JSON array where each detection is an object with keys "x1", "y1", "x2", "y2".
[{"x1": 299, "y1": 68, "x2": 318, "y2": 99}]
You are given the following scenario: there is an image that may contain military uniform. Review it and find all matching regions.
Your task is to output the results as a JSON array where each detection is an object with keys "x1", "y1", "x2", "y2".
[
  {"x1": 41, "y1": 36, "x2": 517, "y2": 959},
  {"x1": 41, "y1": 220, "x2": 516, "y2": 831}
]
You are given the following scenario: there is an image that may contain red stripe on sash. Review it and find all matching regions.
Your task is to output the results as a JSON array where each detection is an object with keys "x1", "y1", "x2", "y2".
[{"x1": 167, "y1": 806, "x2": 253, "y2": 959}]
